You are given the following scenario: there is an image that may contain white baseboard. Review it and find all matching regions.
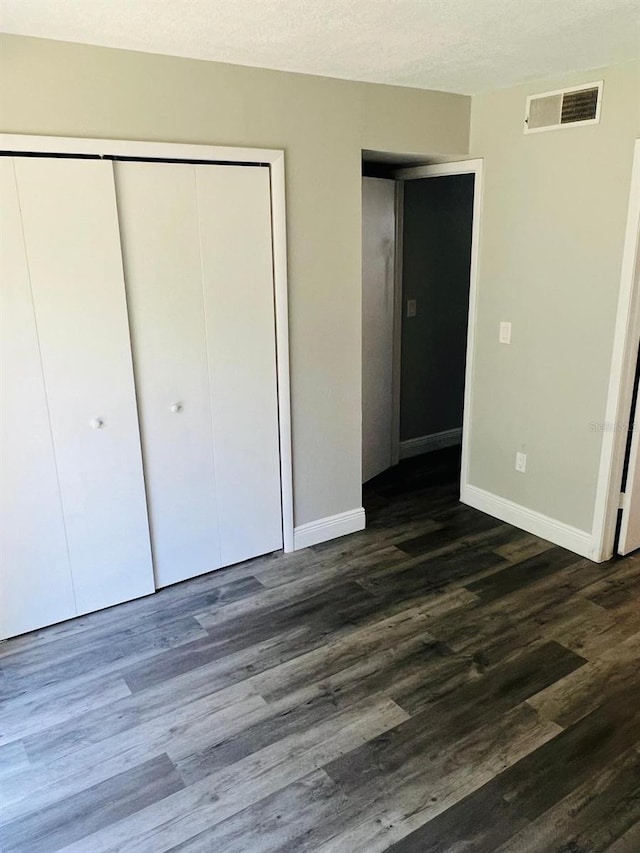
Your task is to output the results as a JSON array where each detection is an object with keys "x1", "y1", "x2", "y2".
[
  {"x1": 399, "y1": 428, "x2": 462, "y2": 460},
  {"x1": 293, "y1": 507, "x2": 366, "y2": 550},
  {"x1": 461, "y1": 484, "x2": 594, "y2": 559}
]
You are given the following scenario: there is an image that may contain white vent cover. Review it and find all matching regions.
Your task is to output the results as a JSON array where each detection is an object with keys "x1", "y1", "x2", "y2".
[{"x1": 525, "y1": 81, "x2": 603, "y2": 134}]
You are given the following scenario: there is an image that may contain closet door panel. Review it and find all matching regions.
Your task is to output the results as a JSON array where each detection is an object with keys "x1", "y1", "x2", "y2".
[
  {"x1": 114, "y1": 161, "x2": 222, "y2": 588},
  {"x1": 0, "y1": 158, "x2": 76, "y2": 638},
  {"x1": 13, "y1": 157, "x2": 154, "y2": 614},
  {"x1": 197, "y1": 165, "x2": 283, "y2": 566}
]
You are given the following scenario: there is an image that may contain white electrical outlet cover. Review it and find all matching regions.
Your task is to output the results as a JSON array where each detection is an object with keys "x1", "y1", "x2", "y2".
[{"x1": 499, "y1": 321, "x2": 512, "y2": 344}]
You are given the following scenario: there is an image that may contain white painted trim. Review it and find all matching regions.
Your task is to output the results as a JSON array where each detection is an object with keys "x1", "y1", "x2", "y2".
[
  {"x1": 463, "y1": 162, "x2": 484, "y2": 500},
  {"x1": 293, "y1": 508, "x2": 366, "y2": 550},
  {"x1": 0, "y1": 134, "x2": 281, "y2": 165},
  {"x1": 399, "y1": 428, "x2": 462, "y2": 459},
  {"x1": 0, "y1": 134, "x2": 295, "y2": 555},
  {"x1": 462, "y1": 484, "x2": 593, "y2": 559},
  {"x1": 394, "y1": 159, "x2": 483, "y2": 509},
  {"x1": 524, "y1": 80, "x2": 603, "y2": 135},
  {"x1": 591, "y1": 138, "x2": 640, "y2": 561},
  {"x1": 269, "y1": 154, "x2": 295, "y2": 553},
  {"x1": 394, "y1": 159, "x2": 484, "y2": 180}
]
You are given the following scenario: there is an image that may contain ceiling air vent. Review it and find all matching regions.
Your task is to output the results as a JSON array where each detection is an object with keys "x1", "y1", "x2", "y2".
[{"x1": 524, "y1": 81, "x2": 603, "y2": 134}]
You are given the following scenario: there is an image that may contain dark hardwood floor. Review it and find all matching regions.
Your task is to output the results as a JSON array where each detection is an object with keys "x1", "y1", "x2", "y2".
[{"x1": 2, "y1": 447, "x2": 640, "y2": 852}]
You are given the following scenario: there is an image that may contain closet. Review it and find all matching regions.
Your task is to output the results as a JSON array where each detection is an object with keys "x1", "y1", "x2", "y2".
[{"x1": 1, "y1": 151, "x2": 283, "y2": 639}]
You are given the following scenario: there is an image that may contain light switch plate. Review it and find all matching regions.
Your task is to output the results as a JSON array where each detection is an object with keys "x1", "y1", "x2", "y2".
[
  {"x1": 407, "y1": 298, "x2": 417, "y2": 318},
  {"x1": 499, "y1": 321, "x2": 512, "y2": 344}
]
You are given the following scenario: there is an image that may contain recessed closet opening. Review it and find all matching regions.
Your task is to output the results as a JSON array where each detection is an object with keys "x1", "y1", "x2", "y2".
[
  {"x1": 0, "y1": 135, "x2": 293, "y2": 639},
  {"x1": 361, "y1": 151, "x2": 482, "y2": 509}
]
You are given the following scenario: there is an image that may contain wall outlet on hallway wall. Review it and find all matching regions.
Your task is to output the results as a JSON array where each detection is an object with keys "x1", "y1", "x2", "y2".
[
  {"x1": 407, "y1": 298, "x2": 417, "y2": 318},
  {"x1": 515, "y1": 451, "x2": 527, "y2": 473}
]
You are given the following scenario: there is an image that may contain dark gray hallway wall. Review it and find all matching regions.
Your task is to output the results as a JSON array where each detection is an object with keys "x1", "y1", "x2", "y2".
[{"x1": 400, "y1": 173, "x2": 474, "y2": 442}]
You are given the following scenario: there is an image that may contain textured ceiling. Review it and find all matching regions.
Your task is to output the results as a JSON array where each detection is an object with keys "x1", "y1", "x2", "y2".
[{"x1": 2, "y1": 0, "x2": 639, "y2": 94}]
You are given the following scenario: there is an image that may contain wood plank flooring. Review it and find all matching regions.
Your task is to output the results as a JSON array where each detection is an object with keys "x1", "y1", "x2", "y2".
[{"x1": 2, "y1": 447, "x2": 640, "y2": 852}]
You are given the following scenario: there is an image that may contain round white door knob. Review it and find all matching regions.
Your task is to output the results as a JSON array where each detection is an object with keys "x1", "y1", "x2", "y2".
[
  {"x1": 170, "y1": 403, "x2": 183, "y2": 414},
  {"x1": 90, "y1": 418, "x2": 104, "y2": 430}
]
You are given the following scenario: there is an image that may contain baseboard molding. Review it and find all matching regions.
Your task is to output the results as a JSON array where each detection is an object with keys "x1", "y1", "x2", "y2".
[
  {"x1": 293, "y1": 507, "x2": 366, "y2": 550},
  {"x1": 399, "y1": 428, "x2": 462, "y2": 460},
  {"x1": 461, "y1": 484, "x2": 593, "y2": 559}
]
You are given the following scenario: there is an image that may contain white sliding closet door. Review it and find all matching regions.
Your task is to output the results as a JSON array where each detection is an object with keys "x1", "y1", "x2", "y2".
[
  {"x1": 115, "y1": 161, "x2": 282, "y2": 585},
  {"x1": 196, "y1": 165, "x2": 282, "y2": 567},
  {"x1": 0, "y1": 159, "x2": 77, "y2": 639},
  {"x1": 115, "y1": 162, "x2": 222, "y2": 587},
  {"x1": 13, "y1": 157, "x2": 154, "y2": 615}
]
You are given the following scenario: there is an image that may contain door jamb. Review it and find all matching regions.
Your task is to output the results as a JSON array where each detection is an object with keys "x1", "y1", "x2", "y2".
[
  {"x1": 392, "y1": 159, "x2": 484, "y2": 496},
  {"x1": 591, "y1": 138, "x2": 640, "y2": 561},
  {"x1": 0, "y1": 133, "x2": 295, "y2": 554}
]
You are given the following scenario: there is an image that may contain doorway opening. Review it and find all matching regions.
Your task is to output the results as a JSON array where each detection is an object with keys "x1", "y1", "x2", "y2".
[
  {"x1": 592, "y1": 138, "x2": 640, "y2": 561},
  {"x1": 361, "y1": 153, "x2": 482, "y2": 509}
]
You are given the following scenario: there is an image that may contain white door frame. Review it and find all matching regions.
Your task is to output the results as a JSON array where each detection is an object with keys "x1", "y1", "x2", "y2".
[
  {"x1": 0, "y1": 133, "x2": 295, "y2": 554},
  {"x1": 393, "y1": 159, "x2": 484, "y2": 494},
  {"x1": 591, "y1": 138, "x2": 640, "y2": 561}
]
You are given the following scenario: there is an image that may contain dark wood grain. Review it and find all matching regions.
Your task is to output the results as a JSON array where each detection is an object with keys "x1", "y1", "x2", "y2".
[{"x1": 1, "y1": 447, "x2": 638, "y2": 853}]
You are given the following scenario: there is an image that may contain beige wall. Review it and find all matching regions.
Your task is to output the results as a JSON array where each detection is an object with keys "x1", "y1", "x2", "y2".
[
  {"x1": 8, "y1": 36, "x2": 634, "y2": 547},
  {"x1": 469, "y1": 61, "x2": 640, "y2": 534},
  {"x1": 0, "y1": 34, "x2": 470, "y2": 527}
]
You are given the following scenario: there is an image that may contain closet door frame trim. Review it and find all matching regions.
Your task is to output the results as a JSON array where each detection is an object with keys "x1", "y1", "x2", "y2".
[{"x1": 0, "y1": 134, "x2": 295, "y2": 554}]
